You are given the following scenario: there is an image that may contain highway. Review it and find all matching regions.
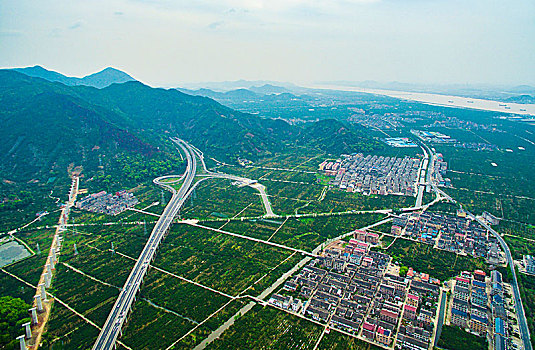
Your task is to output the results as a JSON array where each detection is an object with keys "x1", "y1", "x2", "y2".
[
  {"x1": 92, "y1": 138, "x2": 197, "y2": 350},
  {"x1": 467, "y1": 211, "x2": 532, "y2": 350}
]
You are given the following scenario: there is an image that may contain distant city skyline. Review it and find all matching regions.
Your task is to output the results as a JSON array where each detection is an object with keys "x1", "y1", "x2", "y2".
[{"x1": 1, "y1": 0, "x2": 534, "y2": 87}]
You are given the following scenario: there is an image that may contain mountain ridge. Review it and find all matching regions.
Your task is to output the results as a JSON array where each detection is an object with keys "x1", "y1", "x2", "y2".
[{"x1": 12, "y1": 65, "x2": 136, "y2": 88}]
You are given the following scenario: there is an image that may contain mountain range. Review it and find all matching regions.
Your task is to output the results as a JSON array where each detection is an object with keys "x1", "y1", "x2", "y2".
[
  {"x1": 0, "y1": 67, "x2": 381, "y2": 183},
  {"x1": 12, "y1": 65, "x2": 136, "y2": 88}
]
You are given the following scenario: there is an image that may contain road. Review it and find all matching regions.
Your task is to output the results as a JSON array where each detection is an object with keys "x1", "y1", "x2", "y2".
[
  {"x1": 467, "y1": 211, "x2": 532, "y2": 350},
  {"x1": 92, "y1": 138, "x2": 197, "y2": 350},
  {"x1": 414, "y1": 142, "x2": 430, "y2": 208}
]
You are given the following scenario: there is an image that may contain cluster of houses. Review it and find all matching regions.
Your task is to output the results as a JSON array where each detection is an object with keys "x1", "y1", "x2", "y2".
[
  {"x1": 411, "y1": 130, "x2": 456, "y2": 144},
  {"x1": 270, "y1": 229, "x2": 445, "y2": 350},
  {"x1": 273, "y1": 238, "x2": 390, "y2": 336},
  {"x1": 447, "y1": 269, "x2": 516, "y2": 350},
  {"x1": 391, "y1": 212, "x2": 493, "y2": 259},
  {"x1": 490, "y1": 270, "x2": 514, "y2": 350},
  {"x1": 432, "y1": 153, "x2": 451, "y2": 187},
  {"x1": 363, "y1": 275, "x2": 441, "y2": 350},
  {"x1": 449, "y1": 270, "x2": 490, "y2": 337},
  {"x1": 523, "y1": 255, "x2": 535, "y2": 275},
  {"x1": 319, "y1": 154, "x2": 422, "y2": 196},
  {"x1": 75, "y1": 190, "x2": 139, "y2": 216}
]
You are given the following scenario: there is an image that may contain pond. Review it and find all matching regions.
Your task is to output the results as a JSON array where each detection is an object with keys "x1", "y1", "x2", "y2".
[{"x1": 0, "y1": 239, "x2": 31, "y2": 267}]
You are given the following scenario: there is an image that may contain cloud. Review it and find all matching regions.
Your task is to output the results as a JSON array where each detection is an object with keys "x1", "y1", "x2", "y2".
[
  {"x1": 208, "y1": 21, "x2": 224, "y2": 30},
  {"x1": 68, "y1": 20, "x2": 84, "y2": 30},
  {"x1": 0, "y1": 30, "x2": 23, "y2": 37}
]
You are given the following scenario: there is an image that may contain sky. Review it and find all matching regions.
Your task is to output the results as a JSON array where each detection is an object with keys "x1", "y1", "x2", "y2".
[{"x1": 1, "y1": 0, "x2": 534, "y2": 87}]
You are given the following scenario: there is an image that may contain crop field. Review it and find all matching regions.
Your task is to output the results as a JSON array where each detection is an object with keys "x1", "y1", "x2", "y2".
[
  {"x1": 154, "y1": 224, "x2": 293, "y2": 295},
  {"x1": 202, "y1": 213, "x2": 385, "y2": 252},
  {"x1": 301, "y1": 190, "x2": 416, "y2": 213},
  {"x1": 121, "y1": 299, "x2": 195, "y2": 350},
  {"x1": 180, "y1": 178, "x2": 265, "y2": 220},
  {"x1": 207, "y1": 304, "x2": 323, "y2": 350},
  {"x1": 139, "y1": 268, "x2": 231, "y2": 322},
  {"x1": 380, "y1": 238, "x2": 488, "y2": 281},
  {"x1": 51, "y1": 263, "x2": 119, "y2": 326},
  {"x1": 171, "y1": 299, "x2": 248, "y2": 350},
  {"x1": 504, "y1": 235, "x2": 535, "y2": 260},
  {"x1": 253, "y1": 151, "x2": 325, "y2": 171},
  {"x1": 497, "y1": 221, "x2": 535, "y2": 240},
  {"x1": 46, "y1": 302, "x2": 101, "y2": 349},
  {"x1": 206, "y1": 219, "x2": 281, "y2": 241},
  {"x1": 0, "y1": 270, "x2": 35, "y2": 304},
  {"x1": 60, "y1": 243, "x2": 136, "y2": 287},
  {"x1": 318, "y1": 331, "x2": 382, "y2": 350},
  {"x1": 442, "y1": 187, "x2": 535, "y2": 224},
  {"x1": 269, "y1": 214, "x2": 386, "y2": 251}
]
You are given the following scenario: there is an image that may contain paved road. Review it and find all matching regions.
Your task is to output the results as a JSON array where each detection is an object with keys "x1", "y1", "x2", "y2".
[
  {"x1": 92, "y1": 138, "x2": 197, "y2": 350},
  {"x1": 434, "y1": 289, "x2": 447, "y2": 347},
  {"x1": 467, "y1": 211, "x2": 532, "y2": 350}
]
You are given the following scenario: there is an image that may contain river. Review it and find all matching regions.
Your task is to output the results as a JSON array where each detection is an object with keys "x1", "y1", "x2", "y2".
[{"x1": 307, "y1": 84, "x2": 535, "y2": 117}]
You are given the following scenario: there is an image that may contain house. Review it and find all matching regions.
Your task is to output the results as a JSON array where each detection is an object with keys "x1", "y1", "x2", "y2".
[
  {"x1": 452, "y1": 298, "x2": 470, "y2": 313},
  {"x1": 268, "y1": 294, "x2": 293, "y2": 309},
  {"x1": 375, "y1": 326, "x2": 392, "y2": 346},
  {"x1": 470, "y1": 313, "x2": 488, "y2": 335},
  {"x1": 379, "y1": 283, "x2": 395, "y2": 296},
  {"x1": 396, "y1": 334, "x2": 429, "y2": 350},
  {"x1": 455, "y1": 276, "x2": 470, "y2": 288},
  {"x1": 473, "y1": 270, "x2": 486, "y2": 282},
  {"x1": 406, "y1": 293, "x2": 420, "y2": 308},
  {"x1": 330, "y1": 315, "x2": 359, "y2": 333},
  {"x1": 453, "y1": 285, "x2": 470, "y2": 301},
  {"x1": 362, "y1": 321, "x2": 377, "y2": 339},
  {"x1": 380, "y1": 308, "x2": 399, "y2": 325},
  {"x1": 491, "y1": 270, "x2": 502, "y2": 284},
  {"x1": 524, "y1": 255, "x2": 535, "y2": 274},
  {"x1": 417, "y1": 309, "x2": 434, "y2": 327},
  {"x1": 471, "y1": 287, "x2": 488, "y2": 308},
  {"x1": 403, "y1": 304, "x2": 417, "y2": 320},
  {"x1": 451, "y1": 308, "x2": 469, "y2": 327}
]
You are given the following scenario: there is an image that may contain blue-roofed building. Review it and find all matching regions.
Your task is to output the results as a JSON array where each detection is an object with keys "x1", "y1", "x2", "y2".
[
  {"x1": 451, "y1": 308, "x2": 469, "y2": 327},
  {"x1": 494, "y1": 334, "x2": 506, "y2": 350},
  {"x1": 492, "y1": 294, "x2": 503, "y2": 306},
  {"x1": 495, "y1": 317, "x2": 505, "y2": 336},
  {"x1": 471, "y1": 286, "x2": 488, "y2": 308},
  {"x1": 491, "y1": 270, "x2": 503, "y2": 284},
  {"x1": 472, "y1": 280, "x2": 486, "y2": 289},
  {"x1": 492, "y1": 282, "x2": 503, "y2": 296}
]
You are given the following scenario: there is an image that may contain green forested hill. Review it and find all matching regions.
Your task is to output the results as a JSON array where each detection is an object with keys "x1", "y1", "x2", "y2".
[{"x1": 0, "y1": 69, "x2": 381, "y2": 184}]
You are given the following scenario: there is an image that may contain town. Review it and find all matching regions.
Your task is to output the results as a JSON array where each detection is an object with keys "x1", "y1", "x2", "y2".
[
  {"x1": 75, "y1": 190, "x2": 139, "y2": 216},
  {"x1": 319, "y1": 154, "x2": 422, "y2": 196}
]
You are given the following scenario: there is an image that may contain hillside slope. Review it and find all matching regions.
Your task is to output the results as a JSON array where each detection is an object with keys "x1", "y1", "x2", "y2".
[{"x1": 13, "y1": 66, "x2": 135, "y2": 88}]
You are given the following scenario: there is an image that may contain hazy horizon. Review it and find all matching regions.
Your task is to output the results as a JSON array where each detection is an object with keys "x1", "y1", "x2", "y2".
[{"x1": 1, "y1": 0, "x2": 534, "y2": 87}]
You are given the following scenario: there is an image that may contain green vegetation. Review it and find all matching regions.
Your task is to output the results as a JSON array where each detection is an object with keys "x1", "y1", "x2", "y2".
[
  {"x1": 0, "y1": 296, "x2": 31, "y2": 349},
  {"x1": 517, "y1": 271, "x2": 535, "y2": 346},
  {"x1": 437, "y1": 325, "x2": 487, "y2": 350},
  {"x1": 155, "y1": 225, "x2": 292, "y2": 295},
  {"x1": 318, "y1": 330, "x2": 382, "y2": 350},
  {"x1": 380, "y1": 238, "x2": 488, "y2": 281},
  {"x1": 121, "y1": 299, "x2": 194, "y2": 350},
  {"x1": 207, "y1": 305, "x2": 322, "y2": 350}
]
